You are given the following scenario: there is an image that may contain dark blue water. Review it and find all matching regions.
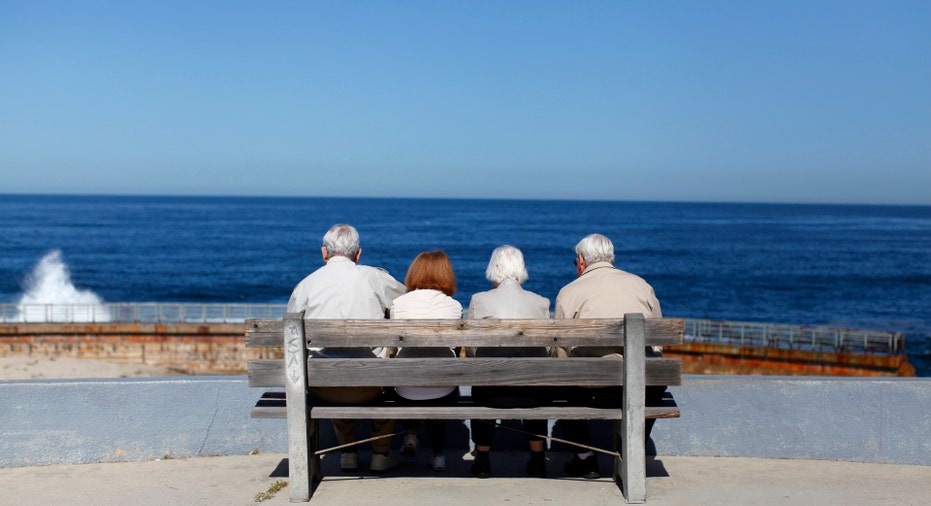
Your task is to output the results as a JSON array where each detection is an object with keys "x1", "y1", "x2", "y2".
[{"x1": 2, "y1": 194, "x2": 929, "y2": 375}]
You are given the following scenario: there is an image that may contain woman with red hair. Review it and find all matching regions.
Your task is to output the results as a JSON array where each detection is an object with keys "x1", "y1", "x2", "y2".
[{"x1": 390, "y1": 250, "x2": 462, "y2": 471}]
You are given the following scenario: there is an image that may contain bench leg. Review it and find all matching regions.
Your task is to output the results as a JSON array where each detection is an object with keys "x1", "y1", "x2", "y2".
[
  {"x1": 284, "y1": 313, "x2": 313, "y2": 502},
  {"x1": 621, "y1": 313, "x2": 647, "y2": 503},
  {"x1": 287, "y1": 399, "x2": 313, "y2": 502},
  {"x1": 616, "y1": 418, "x2": 646, "y2": 503}
]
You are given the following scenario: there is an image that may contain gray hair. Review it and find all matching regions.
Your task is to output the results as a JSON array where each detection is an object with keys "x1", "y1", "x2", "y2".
[
  {"x1": 575, "y1": 233, "x2": 615, "y2": 264},
  {"x1": 485, "y1": 245, "x2": 529, "y2": 285},
  {"x1": 322, "y1": 224, "x2": 360, "y2": 259}
]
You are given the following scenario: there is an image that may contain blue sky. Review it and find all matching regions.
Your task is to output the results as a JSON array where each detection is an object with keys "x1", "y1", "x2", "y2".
[{"x1": 2, "y1": 1, "x2": 929, "y2": 205}]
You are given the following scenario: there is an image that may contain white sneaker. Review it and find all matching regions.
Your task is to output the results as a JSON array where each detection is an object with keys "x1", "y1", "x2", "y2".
[
  {"x1": 339, "y1": 452, "x2": 358, "y2": 471},
  {"x1": 431, "y1": 454, "x2": 446, "y2": 472},
  {"x1": 401, "y1": 433, "x2": 419, "y2": 457},
  {"x1": 370, "y1": 453, "x2": 399, "y2": 472}
]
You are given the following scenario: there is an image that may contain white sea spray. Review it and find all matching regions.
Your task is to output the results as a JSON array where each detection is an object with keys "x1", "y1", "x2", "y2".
[{"x1": 13, "y1": 250, "x2": 111, "y2": 322}]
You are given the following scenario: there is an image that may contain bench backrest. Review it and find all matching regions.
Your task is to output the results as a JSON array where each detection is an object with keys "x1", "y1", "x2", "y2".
[{"x1": 247, "y1": 313, "x2": 683, "y2": 389}]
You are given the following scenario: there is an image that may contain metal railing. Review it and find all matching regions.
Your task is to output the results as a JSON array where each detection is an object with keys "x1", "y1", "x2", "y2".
[
  {"x1": 683, "y1": 318, "x2": 905, "y2": 356},
  {"x1": 0, "y1": 303, "x2": 906, "y2": 356},
  {"x1": 0, "y1": 303, "x2": 286, "y2": 325}
]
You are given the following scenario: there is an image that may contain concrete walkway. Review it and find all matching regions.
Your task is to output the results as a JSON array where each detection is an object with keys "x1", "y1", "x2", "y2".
[{"x1": 2, "y1": 451, "x2": 929, "y2": 506}]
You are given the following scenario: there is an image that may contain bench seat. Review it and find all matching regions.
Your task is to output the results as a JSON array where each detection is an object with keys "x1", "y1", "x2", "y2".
[{"x1": 251, "y1": 390, "x2": 680, "y2": 420}]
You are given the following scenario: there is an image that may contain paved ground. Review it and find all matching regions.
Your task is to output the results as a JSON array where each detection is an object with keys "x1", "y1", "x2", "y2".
[{"x1": 2, "y1": 450, "x2": 929, "y2": 506}]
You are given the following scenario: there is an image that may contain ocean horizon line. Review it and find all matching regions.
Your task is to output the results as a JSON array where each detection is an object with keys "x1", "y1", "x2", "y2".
[{"x1": 2, "y1": 192, "x2": 929, "y2": 209}]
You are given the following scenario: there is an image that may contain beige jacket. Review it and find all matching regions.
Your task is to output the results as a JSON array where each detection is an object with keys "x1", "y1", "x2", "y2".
[{"x1": 554, "y1": 261, "x2": 662, "y2": 357}]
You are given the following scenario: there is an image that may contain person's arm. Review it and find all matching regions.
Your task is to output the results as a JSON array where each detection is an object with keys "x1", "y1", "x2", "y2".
[
  {"x1": 553, "y1": 298, "x2": 565, "y2": 319},
  {"x1": 648, "y1": 290, "x2": 662, "y2": 318},
  {"x1": 372, "y1": 269, "x2": 407, "y2": 317}
]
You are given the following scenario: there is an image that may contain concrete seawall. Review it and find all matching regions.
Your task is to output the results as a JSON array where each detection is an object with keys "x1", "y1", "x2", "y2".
[
  {"x1": 2, "y1": 321, "x2": 915, "y2": 377},
  {"x1": 666, "y1": 342, "x2": 915, "y2": 376},
  {"x1": 2, "y1": 375, "x2": 929, "y2": 468}
]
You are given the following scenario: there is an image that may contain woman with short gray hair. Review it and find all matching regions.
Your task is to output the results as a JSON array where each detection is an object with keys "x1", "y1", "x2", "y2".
[{"x1": 467, "y1": 245, "x2": 551, "y2": 479}]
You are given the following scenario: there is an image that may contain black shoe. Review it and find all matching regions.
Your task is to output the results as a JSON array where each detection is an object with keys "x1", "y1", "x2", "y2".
[
  {"x1": 564, "y1": 454, "x2": 600, "y2": 479},
  {"x1": 471, "y1": 453, "x2": 491, "y2": 479},
  {"x1": 526, "y1": 454, "x2": 546, "y2": 478}
]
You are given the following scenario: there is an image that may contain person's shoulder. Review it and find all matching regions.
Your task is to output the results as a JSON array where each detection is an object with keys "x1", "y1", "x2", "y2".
[
  {"x1": 472, "y1": 286, "x2": 499, "y2": 299},
  {"x1": 292, "y1": 265, "x2": 327, "y2": 286},
  {"x1": 425, "y1": 288, "x2": 461, "y2": 306},
  {"x1": 356, "y1": 263, "x2": 383, "y2": 273},
  {"x1": 390, "y1": 290, "x2": 411, "y2": 304},
  {"x1": 358, "y1": 263, "x2": 401, "y2": 280},
  {"x1": 612, "y1": 267, "x2": 639, "y2": 277},
  {"x1": 529, "y1": 290, "x2": 550, "y2": 305},
  {"x1": 613, "y1": 268, "x2": 653, "y2": 287},
  {"x1": 557, "y1": 274, "x2": 586, "y2": 294},
  {"x1": 514, "y1": 284, "x2": 548, "y2": 303},
  {"x1": 526, "y1": 292, "x2": 550, "y2": 316}
]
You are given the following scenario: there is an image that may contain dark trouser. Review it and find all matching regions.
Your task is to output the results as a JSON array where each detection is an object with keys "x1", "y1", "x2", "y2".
[
  {"x1": 470, "y1": 386, "x2": 551, "y2": 447},
  {"x1": 308, "y1": 386, "x2": 394, "y2": 454},
  {"x1": 394, "y1": 388, "x2": 460, "y2": 455},
  {"x1": 557, "y1": 385, "x2": 667, "y2": 450}
]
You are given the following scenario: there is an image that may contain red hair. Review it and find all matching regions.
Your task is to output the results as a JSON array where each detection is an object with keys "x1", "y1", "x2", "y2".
[{"x1": 404, "y1": 251, "x2": 456, "y2": 296}]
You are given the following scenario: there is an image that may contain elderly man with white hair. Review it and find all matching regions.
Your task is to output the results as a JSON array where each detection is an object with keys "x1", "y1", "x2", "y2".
[
  {"x1": 554, "y1": 233, "x2": 665, "y2": 479},
  {"x1": 467, "y1": 245, "x2": 551, "y2": 478},
  {"x1": 287, "y1": 223, "x2": 406, "y2": 473}
]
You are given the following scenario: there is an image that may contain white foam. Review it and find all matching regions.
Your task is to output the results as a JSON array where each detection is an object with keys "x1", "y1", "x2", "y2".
[{"x1": 13, "y1": 250, "x2": 111, "y2": 322}]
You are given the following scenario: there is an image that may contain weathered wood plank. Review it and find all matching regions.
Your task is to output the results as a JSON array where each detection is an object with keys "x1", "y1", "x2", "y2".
[
  {"x1": 245, "y1": 318, "x2": 684, "y2": 348},
  {"x1": 249, "y1": 357, "x2": 681, "y2": 388},
  {"x1": 250, "y1": 394, "x2": 680, "y2": 421},
  {"x1": 304, "y1": 357, "x2": 681, "y2": 387},
  {"x1": 245, "y1": 319, "x2": 284, "y2": 348},
  {"x1": 248, "y1": 359, "x2": 285, "y2": 387},
  {"x1": 312, "y1": 405, "x2": 679, "y2": 420},
  {"x1": 251, "y1": 405, "x2": 681, "y2": 420}
]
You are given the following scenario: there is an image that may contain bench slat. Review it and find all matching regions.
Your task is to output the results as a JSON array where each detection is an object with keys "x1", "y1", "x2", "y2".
[
  {"x1": 249, "y1": 391, "x2": 680, "y2": 421},
  {"x1": 252, "y1": 405, "x2": 680, "y2": 420},
  {"x1": 249, "y1": 359, "x2": 287, "y2": 387},
  {"x1": 245, "y1": 318, "x2": 684, "y2": 348},
  {"x1": 311, "y1": 405, "x2": 680, "y2": 420},
  {"x1": 248, "y1": 357, "x2": 682, "y2": 388}
]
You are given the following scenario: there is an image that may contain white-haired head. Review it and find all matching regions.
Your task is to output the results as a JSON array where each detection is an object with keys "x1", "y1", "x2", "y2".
[
  {"x1": 322, "y1": 224, "x2": 360, "y2": 260},
  {"x1": 575, "y1": 234, "x2": 615, "y2": 265},
  {"x1": 485, "y1": 245, "x2": 529, "y2": 285}
]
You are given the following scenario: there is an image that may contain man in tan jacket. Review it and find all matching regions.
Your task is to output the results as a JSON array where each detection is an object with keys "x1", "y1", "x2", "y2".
[{"x1": 555, "y1": 233, "x2": 665, "y2": 479}]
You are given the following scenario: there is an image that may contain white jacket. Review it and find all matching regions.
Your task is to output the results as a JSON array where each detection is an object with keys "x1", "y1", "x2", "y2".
[
  {"x1": 287, "y1": 256, "x2": 406, "y2": 358},
  {"x1": 390, "y1": 289, "x2": 462, "y2": 400}
]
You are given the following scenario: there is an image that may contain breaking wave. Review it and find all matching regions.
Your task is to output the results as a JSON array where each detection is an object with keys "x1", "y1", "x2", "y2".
[{"x1": 12, "y1": 250, "x2": 111, "y2": 322}]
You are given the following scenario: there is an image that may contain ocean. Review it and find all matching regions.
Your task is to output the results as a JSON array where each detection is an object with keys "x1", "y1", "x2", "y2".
[{"x1": 1, "y1": 194, "x2": 929, "y2": 376}]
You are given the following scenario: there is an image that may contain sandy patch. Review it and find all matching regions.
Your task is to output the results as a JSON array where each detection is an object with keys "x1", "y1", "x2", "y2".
[{"x1": 0, "y1": 355, "x2": 186, "y2": 380}]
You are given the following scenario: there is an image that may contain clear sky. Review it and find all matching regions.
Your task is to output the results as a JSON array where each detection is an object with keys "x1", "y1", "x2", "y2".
[{"x1": 1, "y1": 1, "x2": 929, "y2": 205}]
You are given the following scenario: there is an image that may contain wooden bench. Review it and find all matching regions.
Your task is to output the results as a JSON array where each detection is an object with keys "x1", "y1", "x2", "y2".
[{"x1": 247, "y1": 312, "x2": 683, "y2": 503}]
